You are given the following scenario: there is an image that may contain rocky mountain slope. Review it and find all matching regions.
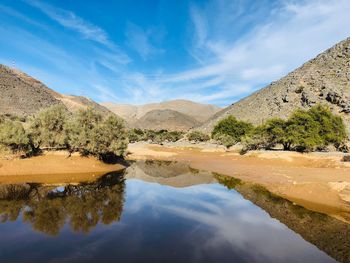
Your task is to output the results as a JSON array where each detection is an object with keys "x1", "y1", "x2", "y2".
[
  {"x1": 102, "y1": 100, "x2": 221, "y2": 125},
  {"x1": 0, "y1": 64, "x2": 114, "y2": 117},
  {"x1": 200, "y1": 37, "x2": 350, "y2": 134},
  {"x1": 136, "y1": 109, "x2": 201, "y2": 131}
]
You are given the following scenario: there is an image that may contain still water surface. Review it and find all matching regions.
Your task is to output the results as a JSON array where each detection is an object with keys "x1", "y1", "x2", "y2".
[{"x1": 0, "y1": 160, "x2": 349, "y2": 263}]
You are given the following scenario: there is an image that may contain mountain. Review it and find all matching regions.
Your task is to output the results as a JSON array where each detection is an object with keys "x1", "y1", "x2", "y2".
[
  {"x1": 0, "y1": 64, "x2": 114, "y2": 117},
  {"x1": 200, "y1": 37, "x2": 350, "y2": 134},
  {"x1": 102, "y1": 99, "x2": 221, "y2": 124},
  {"x1": 136, "y1": 109, "x2": 201, "y2": 131},
  {"x1": 0, "y1": 64, "x2": 63, "y2": 116}
]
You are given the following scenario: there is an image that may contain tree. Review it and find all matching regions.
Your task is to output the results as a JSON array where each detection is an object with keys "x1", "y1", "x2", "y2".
[
  {"x1": 67, "y1": 107, "x2": 128, "y2": 159},
  {"x1": 213, "y1": 133, "x2": 236, "y2": 148},
  {"x1": 29, "y1": 105, "x2": 69, "y2": 149},
  {"x1": 212, "y1": 116, "x2": 253, "y2": 143},
  {"x1": 187, "y1": 131, "x2": 210, "y2": 142},
  {"x1": 0, "y1": 120, "x2": 31, "y2": 154},
  {"x1": 307, "y1": 104, "x2": 347, "y2": 146}
]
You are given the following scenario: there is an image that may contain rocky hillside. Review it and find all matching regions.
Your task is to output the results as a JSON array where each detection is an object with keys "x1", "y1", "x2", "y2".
[
  {"x1": 0, "y1": 64, "x2": 114, "y2": 117},
  {"x1": 136, "y1": 109, "x2": 201, "y2": 131},
  {"x1": 0, "y1": 64, "x2": 63, "y2": 116},
  {"x1": 200, "y1": 37, "x2": 350, "y2": 135},
  {"x1": 102, "y1": 99, "x2": 221, "y2": 125}
]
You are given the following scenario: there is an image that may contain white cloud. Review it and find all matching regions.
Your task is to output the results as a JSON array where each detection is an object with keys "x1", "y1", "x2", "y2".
[
  {"x1": 150, "y1": 0, "x2": 350, "y2": 105},
  {"x1": 125, "y1": 22, "x2": 164, "y2": 60},
  {"x1": 24, "y1": 0, "x2": 130, "y2": 64}
]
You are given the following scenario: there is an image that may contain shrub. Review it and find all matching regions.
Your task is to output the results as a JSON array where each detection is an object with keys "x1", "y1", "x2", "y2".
[
  {"x1": 240, "y1": 105, "x2": 347, "y2": 153},
  {"x1": 213, "y1": 133, "x2": 236, "y2": 149},
  {"x1": 29, "y1": 105, "x2": 69, "y2": 149},
  {"x1": 128, "y1": 129, "x2": 145, "y2": 143},
  {"x1": 308, "y1": 104, "x2": 347, "y2": 145},
  {"x1": 187, "y1": 131, "x2": 210, "y2": 142},
  {"x1": 66, "y1": 108, "x2": 127, "y2": 159},
  {"x1": 0, "y1": 120, "x2": 31, "y2": 155},
  {"x1": 212, "y1": 116, "x2": 253, "y2": 143}
]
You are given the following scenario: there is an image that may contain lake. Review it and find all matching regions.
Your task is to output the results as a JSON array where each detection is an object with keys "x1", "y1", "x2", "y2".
[{"x1": 0, "y1": 160, "x2": 349, "y2": 263}]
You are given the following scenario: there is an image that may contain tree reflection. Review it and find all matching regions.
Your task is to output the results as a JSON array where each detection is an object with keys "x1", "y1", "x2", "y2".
[{"x1": 0, "y1": 172, "x2": 125, "y2": 235}]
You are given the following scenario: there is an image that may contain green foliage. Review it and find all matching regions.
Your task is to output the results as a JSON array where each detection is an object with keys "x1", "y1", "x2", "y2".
[
  {"x1": 0, "y1": 106, "x2": 128, "y2": 160},
  {"x1": 67, "y1": 108, "x2": 128, "y2": 159},
  {"x1": 0, "y1": 120, "x2": 31, "y2": 154},
  {"x1": 29, "y1": 105, "x2": 69, "y2": 149},
  {"x1": 308, "y1": 104, "x2": 347, "y2": 145},
  {"x1": 128, "y1": 129, "x2": 184, "y2": 144},
  {"x1": 213, "y1": 133, "x2": 236, "y2": 148},
  {"x1": 187, "y1": 131, "x2": 210, "y2": 142},
  {"x1": 240, "y1": 104, "x2": 348, "y2": 153},
  {"x1": 128, "y1": 129, "x2": 146, "y2": 143},
  {"x1": 212, "y1": 116, "x2": 253, "y2": 143}
]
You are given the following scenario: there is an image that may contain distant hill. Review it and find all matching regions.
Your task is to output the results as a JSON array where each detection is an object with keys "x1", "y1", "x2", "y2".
[
  {"x1": 102, "y1": 100, "x2": 221, "y2": 123},
  {"x1": 200, "y1": 37, "x2": 350, "y2": 134},
  {"x1": 136, "y1": 109, "x2": 201, "y2": 131},
  {"x1": 102, "y1": 99, "x2": 221, "y2": 131},
  {"x1": 0, "y1": 64, "x2": 114, "y2": 117}
]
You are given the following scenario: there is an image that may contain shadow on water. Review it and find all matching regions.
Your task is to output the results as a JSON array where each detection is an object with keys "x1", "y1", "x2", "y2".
[{"x1": 0, "y1": 160, "x2": 349, "y2": 262}]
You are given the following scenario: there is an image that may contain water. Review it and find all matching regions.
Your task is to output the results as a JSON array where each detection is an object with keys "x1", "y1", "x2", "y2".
[{"x1": 0, "y1": 160, "x2": 349, "y2": 263}]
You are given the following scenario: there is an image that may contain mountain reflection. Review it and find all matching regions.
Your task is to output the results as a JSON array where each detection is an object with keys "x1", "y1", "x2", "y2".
[{"x1": 0, "y1": 172, "x2": 125, "y2": 235}]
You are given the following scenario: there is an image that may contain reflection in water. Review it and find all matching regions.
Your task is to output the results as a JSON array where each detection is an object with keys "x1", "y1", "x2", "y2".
[
  {"x1": 0, "y1": 172, "x2": 125, "y2": 235},
  {"x1": 0, "y1": 161, "x2": 348, "y2": 262}
]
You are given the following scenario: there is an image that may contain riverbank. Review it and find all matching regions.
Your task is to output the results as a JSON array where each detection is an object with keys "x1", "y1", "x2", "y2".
[
  {"x1": 127, "y1": 142, "x2": 350, "y2": 223},
  {"x1": 0, "y1": 151, "x2": 125, "y2": 184}
]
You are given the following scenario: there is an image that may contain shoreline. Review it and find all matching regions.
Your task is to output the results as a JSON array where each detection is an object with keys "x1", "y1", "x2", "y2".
[
  {"x1": 0, "y1": 151, "x2": 125, "y2": 184},
  {"x1": 127, "y1": 142, "x2": 350, "y2": 223}
]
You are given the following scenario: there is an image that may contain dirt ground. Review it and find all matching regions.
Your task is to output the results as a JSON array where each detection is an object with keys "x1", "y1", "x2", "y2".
[{"x1": 0, "y1": 151, "x2": 125, "y2": 184}]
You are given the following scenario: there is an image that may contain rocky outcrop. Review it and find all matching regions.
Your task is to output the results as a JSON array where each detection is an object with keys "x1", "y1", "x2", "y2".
[{"x1": 0, "y1": 64, "x2": 63, "y2": 116}]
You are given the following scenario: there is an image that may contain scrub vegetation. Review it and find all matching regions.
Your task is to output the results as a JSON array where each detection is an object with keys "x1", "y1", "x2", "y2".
[
  {"x1": 211, "y1": 105, "x2": 348, "y2": 153},
  {"x1": 0, "y1": 105, "x2": 128, "y2": 160}
]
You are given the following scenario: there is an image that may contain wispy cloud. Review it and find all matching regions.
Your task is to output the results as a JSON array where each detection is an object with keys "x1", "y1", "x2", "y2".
[
  {"x1": 125, "y1": 22, "x2": 164, "y2": 60},
  {"x1": 24, "y1": 0, "x2": 130, "y2": 64},
  {"x1": 152, "y1": 0, "x2": 350, "y2": 105},
  {"x1": 25, "y1": 0, "x2": 108, "y2": 45}
]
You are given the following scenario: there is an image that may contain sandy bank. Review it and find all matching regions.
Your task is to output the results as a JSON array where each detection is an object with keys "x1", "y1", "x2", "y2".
[
  {"x1": 127, "y1": 142, "x2": 350, "y2": 222},
  {"x1": 0, "y1": 151, "x2": 125, "y2": 184}
]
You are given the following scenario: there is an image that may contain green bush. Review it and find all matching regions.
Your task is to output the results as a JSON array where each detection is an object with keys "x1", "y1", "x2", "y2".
[
  {"x1": 213, "y1": 133, "x2": 236, "y2": 148},
  {"x1": 240, "y1": 104, "x2": 347, "y2": 153},
  {"x1": 128, "y1": 129, "x2": 145, "y2": 143},
  {"x1": 187, "y1": 131, "x2": 210, "y2": 142},
  {"x1": 128, "y1": 129, "x2": 184, "y2": 144},
  {"x1": 0, "y1": 120, "x2": 31, "y2": 155},
  {"x1": 67, "y1": 108, "x2": 127, "y2": 159},
  {"x1": 29, "y1": 105, "x2": 69, "y2": 149},
  {"x1": 212, "y1": 116, "x2": 253, "y2": 143}
]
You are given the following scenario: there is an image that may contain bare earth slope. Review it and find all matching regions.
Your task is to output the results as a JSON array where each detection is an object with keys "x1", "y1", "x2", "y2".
[
  {"x1": 136, "y1": 109, "x2": 201, "y2": 131},
  {"x1": 0, "y1": 64, "x2": 114, "y2": 117},
  {"x1": 200, "y1": 37, "x2": 350, "y2": 134},
  {"x1": 0, "y1": 64, "x2": 63, "y2": 116},
  {"x1": 102, "y1": 99, "x2": 221, "y2": 125}
]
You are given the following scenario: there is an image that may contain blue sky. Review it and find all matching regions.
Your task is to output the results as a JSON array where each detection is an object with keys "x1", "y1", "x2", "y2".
[{"x1": 0, "y1": 0, "x2": 350, "y2": 106}]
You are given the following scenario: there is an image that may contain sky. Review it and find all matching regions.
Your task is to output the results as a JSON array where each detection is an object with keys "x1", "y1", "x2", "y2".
[{"x1": 0, "y1": 0, "x2": 350, "y2": 107}]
